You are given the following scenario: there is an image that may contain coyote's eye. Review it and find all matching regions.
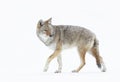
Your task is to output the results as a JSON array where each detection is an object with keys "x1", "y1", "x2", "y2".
[
  {"x1": 43, "y1": 30, "x2": 48, "y2": 34},
  {"x1": 43, "y1": 30, "x2": 48, "y2": 32},
  {"x1": 43, "y1": 29, "x2": 51, "y2": 36}
]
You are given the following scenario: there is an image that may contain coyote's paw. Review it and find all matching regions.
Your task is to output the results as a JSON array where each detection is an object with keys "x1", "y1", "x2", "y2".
[
  {"x1": 54, "y1": 70, "x2": 61, "y2": 73},
  {"x1": 43, "y1": 69, "x2": 48, "y2": 72},
  {"x1": 72, "y1": 70, "x2": 78, "y2": 73},
  {"x1": 101, "y1": 67, "x2": 106, "y2": 72}
]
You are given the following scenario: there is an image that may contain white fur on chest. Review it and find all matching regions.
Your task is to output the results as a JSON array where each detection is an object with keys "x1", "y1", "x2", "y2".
[
  {"x1": 47, "y1": 43, "x2": 57, "y2": 50},
  {"x1": 39, "y1": 34, "x2": 49, "y2": 42}
]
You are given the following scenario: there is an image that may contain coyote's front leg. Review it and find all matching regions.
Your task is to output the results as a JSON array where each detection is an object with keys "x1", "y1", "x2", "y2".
[
  {"x1": 55, "y1": 54, "x2": 62, "y2": 73},
  {"x1": 43, "y1": 41, "x2": 62, "y2": 72}
]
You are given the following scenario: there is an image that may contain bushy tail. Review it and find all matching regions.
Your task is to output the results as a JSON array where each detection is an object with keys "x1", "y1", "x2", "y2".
[{"x1": 93, "y1": 38, "x2": 99, "y2": 48}]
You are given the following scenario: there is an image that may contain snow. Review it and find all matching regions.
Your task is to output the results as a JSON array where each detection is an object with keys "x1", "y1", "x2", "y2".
[{"x1": 0, "y1": 0, "x2": 120, "y2": 82}]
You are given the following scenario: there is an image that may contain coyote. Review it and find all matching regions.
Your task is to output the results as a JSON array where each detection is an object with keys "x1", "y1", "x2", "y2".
[{"x1": 36, "y1": 18, "x2": 106, "y2": 73}]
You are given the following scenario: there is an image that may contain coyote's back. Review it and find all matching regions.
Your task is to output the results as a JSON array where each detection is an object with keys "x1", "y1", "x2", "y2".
[
  {"x1": 36, "y1": 18, "x2": 106, "y2": 73},
  {"x1": 53, "y1": 25, "x2": 97, "y2": 50}
]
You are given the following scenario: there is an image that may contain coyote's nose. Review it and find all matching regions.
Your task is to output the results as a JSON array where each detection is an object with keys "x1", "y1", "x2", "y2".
[{"x1": 49, "y1": 34, "x2": 53, "y2": 37}]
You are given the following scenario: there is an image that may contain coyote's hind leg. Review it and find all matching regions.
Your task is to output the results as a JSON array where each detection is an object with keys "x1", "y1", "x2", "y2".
[
  {"x1": 72, "y1": 47, "x2": 86, "y2": 73},
  {"x1": 91, "y1": 46, "x2": 106, "y2": 72}
]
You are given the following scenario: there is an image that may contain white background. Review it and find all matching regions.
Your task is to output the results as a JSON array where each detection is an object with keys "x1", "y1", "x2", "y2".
[{"x1": 0, "y1": 0, "x2": 120, "y2": 82}]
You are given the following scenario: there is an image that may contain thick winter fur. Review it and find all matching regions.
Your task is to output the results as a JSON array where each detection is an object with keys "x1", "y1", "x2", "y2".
[{"x1": 36, "y1": 18, "x2": 106, "y2": 73}]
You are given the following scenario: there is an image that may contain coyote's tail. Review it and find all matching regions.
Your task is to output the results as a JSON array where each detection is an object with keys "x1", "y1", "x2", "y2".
[{"x1": 93, "y1": 38, "x2": 99, "y2": 48}]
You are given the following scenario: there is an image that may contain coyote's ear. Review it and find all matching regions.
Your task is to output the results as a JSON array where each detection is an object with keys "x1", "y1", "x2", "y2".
[
  {"x1": 46, "y1": 18, "x2": 52, "y2": 24},
  {"x1": 39, "y1": 20, "x2": 44, "y2": 26}
]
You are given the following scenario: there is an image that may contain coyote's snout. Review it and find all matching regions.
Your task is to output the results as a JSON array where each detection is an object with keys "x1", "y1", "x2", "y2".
[{"x1": 36, "y1": 18, "x2": 106, "y2": 73}]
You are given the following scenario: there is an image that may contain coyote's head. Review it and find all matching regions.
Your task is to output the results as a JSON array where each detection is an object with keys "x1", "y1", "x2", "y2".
[
  {"x1": 36, "y1": 18, "x2": 55, "y2": 44},
  {"x1": 37, "y1": 18, "x2": 54, "y2": 37}
]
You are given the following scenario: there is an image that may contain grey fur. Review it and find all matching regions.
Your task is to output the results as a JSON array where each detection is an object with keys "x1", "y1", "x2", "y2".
[{"x1": 36, "y1": 18, "x2": 106, "y2": 72}]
